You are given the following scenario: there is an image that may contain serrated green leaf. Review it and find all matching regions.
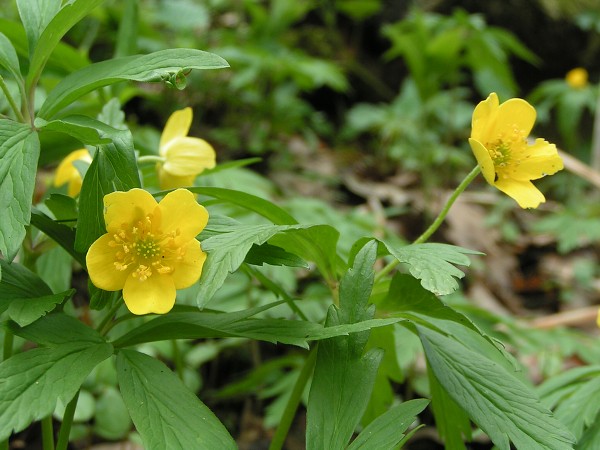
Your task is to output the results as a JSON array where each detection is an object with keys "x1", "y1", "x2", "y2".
[
  {"x1": 538, "y1": 365, "x2": 600, "y2": 409},
  {"x1": 0, "y1": 32, "x2": 22, "y2": 82},
  {"x1": 554, "y1": 376, "x2": 600, "y2": 439},
  {"x1": 0, "y1": 339, "x2": 113, "y2": 440},
  {"x1": 25, "y1": 0, "x2": 104, "y2": 90},
  {"x1": 39, "y1": 48, "x2": 229, "y2": 119},
  {"x1": 189, "y1": 186, "x2": 297, "y2": 225},
  {"x1": 347, "y1": 398, "x2": 429, "y2": 450},
  {"x1": 577, "y1": 416, "x2": 600, "y2": 450},
  {"x1": 16, "y1": 0, "x2": 61, "y2": 58},
  {"x1": 75, "y1": 126, "x2": 140, "y2": 252},
  {"x1": 0, "y1": 119, "x2": 38, "y2": 260},
  {"x1": 8, "y1": 289, "x2": 73, "y2": 327},
  {"x1": 116, "y1": 349, "x2": 236, "y2": 450},
  {"x1": 384, "y1": 242, "x2": 481, "y2": 295},
  {"x1": 419, "y1": 326, "x2": 575, "y2": 450},
  {"x1": 30, "y1": 207, "x2": 86, "y2": 267}
]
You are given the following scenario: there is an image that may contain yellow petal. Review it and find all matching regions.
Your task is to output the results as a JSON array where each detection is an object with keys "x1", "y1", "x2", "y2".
[
  {"x1": 160, "y1": 108, "x2": 192, "y2": 154},
  {"x1": 511, "y1": 139, "x2": 564, "y2": 181},
  {"x1": 123, "y1": 273, "x2": 176, "y2": 315},
  {"x1": 157, "y1": 189, "x2": 208, "y2": 240},
  {"x1": 162, "y1": 136, "x2": 216, "y2": 176},
  {"x1": 171, "y1": 239, "x2": 206, "y2": 289},
  {"x1": 54, "y1": 149, "x2": 92, "y2": 196},
  {"x1": 492, "y1": 98, "x2": 536, "y2": 139},
  {"x1": 468, "y1": 138, "x2": 496, "y2": 185},
  {"x1": 596, "y1": 308, "x2": 600, "y2": 328},
  {"x1": 471, "y1": 93, "x2": 499, "y2": 142},
  {"x1": 86, "y1": 234, "x2": 130, "y2": 290},
  {"x1": 494, "y1": 179, "x2": 545, "y2": 209},
  {"x1": 104, "y1": 189, "x2": 157, "y2": 234},
  {"x1": 157, "y1": 167, "x2": 196, "y2": 190}
]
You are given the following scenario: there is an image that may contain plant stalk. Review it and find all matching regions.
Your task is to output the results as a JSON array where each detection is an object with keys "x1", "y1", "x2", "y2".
[
  {"x1": 374, "y1": 165, "x2": 481, "y2": 282},
  {"x1": 55, "y1": 391, "x2": 80, "y2": 450},
  {"x1": 41, "y1": 416, "x2": 55, "y2": 450},
  {"x1": 269, "y1": 346, "x2": 318, "y2": 450},
  {"x1": 0, "y1": 75, "x2": 25, "y2": 122}
]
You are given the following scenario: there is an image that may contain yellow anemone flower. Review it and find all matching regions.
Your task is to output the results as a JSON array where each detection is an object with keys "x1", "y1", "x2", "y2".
[
  {"x1": 157, "y1": 107, "x2": 216, "y2": 190},
  {"x1": 468, "y1": 93, "x2": 564, "y2": 209},
  {"x1": 86, "y1": 188, "x2": 208, "y2": 315},
  {"x1": 565, "y1": 68, "x2": 588, "y2": 89},
  {"x1": 53, "y1": 149, "x2": 92, "y2": 197}
]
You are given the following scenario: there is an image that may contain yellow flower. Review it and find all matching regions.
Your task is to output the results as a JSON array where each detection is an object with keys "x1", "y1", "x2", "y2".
[
  {"x1": 157, "y1": 107, "x2": 216, "y2": 189},
  {"x1": 86, "y1": 188, "x2": 208, "y2": 315},
  {"x1": 565, "y1": 68, "x2": 588, "y2": 89},
  {"x1": 53, "y1": 149, "x2": 92, "y2": 197},
  {"x1": 468, "y1": 93, "x2": 564, "y2": 209}
]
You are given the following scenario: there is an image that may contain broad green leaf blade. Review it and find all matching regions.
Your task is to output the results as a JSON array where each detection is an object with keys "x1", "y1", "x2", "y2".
[
  {"x1": 244, "y1": 243, "x2": 308, "y2": 268},
  {"x1": 39, "y1": 48, "x2": 229, "y2": 119},
  {"x1": 307, "y1": 241, "x2": 382, "y2": 450},
  {"x1": 16, "y1": 0, "x2": 61, "y2": 57},
  {"x1": 75, "y1": 126, "x2": 140, "y2": 252},
  {"x1": 347, "y1": 398, "x2": 429, "y2": 450},
  {"x1": 0, "y1": 32, "x2": 22, "y2": 82},
  {"x1": 0, "y1": 259, "x2": 52, "y2": 303},
  {"x1": 8, "y1": 290, "x2": 73, "y2": 327},
  {"x1": 30, "y1": 208, "x2": 86, "y2": 267},
  {"x1": 419, "y1": 326, "x2": 575, "y2": 450},
  {"x1": 35, "y1": 116, "x2": 113, "y2": 145},
  {"x1": 0, "y1": 119, "x2": 38, "y2": 260},
  {"x1": 25, "y1": 0, "x2": 104, "y2": 90},
  {"x1": 8, "y1": 312, "x2": 108, "y2": 346},
  {"x1": 189, "y1": 186, "x2": 297, "y2": 225},
  {"x1": 384, "y1": 242, "x2": 481, "y2": 295},
  {"x1": 577, "y1": 417, "x2": 600, "y2": 450},
  {"x1": 117, "y1": 350, "x2": 236, "y2": 450},
  {"x1": 554, "y1": 376, "x2": 600, "y2": 439},
  {"x1": 0, "y1": 340, "x2": 113, "y2": 440}
]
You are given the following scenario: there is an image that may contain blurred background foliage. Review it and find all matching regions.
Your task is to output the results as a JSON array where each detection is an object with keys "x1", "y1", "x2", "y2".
[{"x1": 3, "y1": 0, "x2": 600, "y2": 448}]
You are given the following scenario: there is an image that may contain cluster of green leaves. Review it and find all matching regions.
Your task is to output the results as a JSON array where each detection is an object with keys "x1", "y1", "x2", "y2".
[{"x1": 0, "y1": 1, "x2": 597, "y2": 450}]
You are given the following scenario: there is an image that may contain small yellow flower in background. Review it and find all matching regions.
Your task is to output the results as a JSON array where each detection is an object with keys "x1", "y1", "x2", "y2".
[
  {"x1": 53, "y1": 149, "x2": 92, "y2": 197},
  {"x1": 157, "y1": 107, "x2": 216, "y2": 190},
  {"x1": 565, "y1": 67, "x2": 588, "y2": 89},
  {"x1": 86, "y1": 188, "x2": 208, "y2": 315},
  {"x1": 468, "y1": 93, "x2": 564, "y2": 209}
]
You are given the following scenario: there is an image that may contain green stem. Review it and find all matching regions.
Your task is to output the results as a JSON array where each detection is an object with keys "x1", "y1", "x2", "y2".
[
  {"x1": 95, "y1": 297, "x2": 123, "y2": 336},
  {"x1": 0, "y1": 75, "x2": 25, "y2": 122},
  {"x1": 137, "y1": 155, "x2": 165, "y2": 165},
  {"x1": 55, "y1": 391, "x2": 79, "y2": 450},
  {"x1": 41, "y1": 416, "x2": 55, "y2": 450},
  {"x1": 269, "y1": 347, "x2": 318, "y2": 450},
  {"x1": 172, "y1": 340, "x2": 184, "y2": 381},
  {"x1": 374, "y1": 165, "x2": 481, "y2": 283}
]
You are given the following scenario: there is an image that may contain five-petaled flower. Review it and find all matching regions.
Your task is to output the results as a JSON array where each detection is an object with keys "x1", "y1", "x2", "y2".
[
  {"x1": 468, "y1": 92, "x2": 564, "y2": 209},
  {"x1": 565, "y1": 68, "x2": 588, "y2": 89},
  {"x1": 86, "y1": 188, "x2": 208, "y2": 315},
  {"x1": 53, "y1": 149, "x2": 92, "y2": 197},
  {"x1": 157, "y1": 107, "x2": 216, "y2": 190}
]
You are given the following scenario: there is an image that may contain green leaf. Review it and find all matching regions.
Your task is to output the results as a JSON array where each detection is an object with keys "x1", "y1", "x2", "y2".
[
  {"x1": 0, "y1": 119, "x2": 38, "y2": 260},
  {"x1": 8, "y1": 290, "x2": 73, "y2": 327},
  {"x1": 75, "y1": 126, "x2": 140, "y2": 252},
  {"x1": 8, "y1": 312, "x2": 109, "y2": 346},
  {"x1": 16, "y1": 0, "x2": 61, "y2": 58},
  {"x1": 384, "y1": 242, "x2": 480, "y2": 295},
  {"x1": 0, "y1": 338, "x2": 113, "y2": 440},
  {"x1": 196, "y1": 224, "x2": 310, "y2": 307},
  {"x1": 0, "y1": 259, "x2": 52, "y2": 304},
  {"x1": 244, "y1": 243, "x2": 308, "y2": 268},
  {"x1": 306, "y1": 241, "x2": 383, "y2": 450},
  {"x1": 35, "y1": 116, "x2": 114, "y2": 145},
  {"x1": 419, "y1": 326, "x2": 575, "y2": 450},
  {"x1": 347, "y1": 398, "x2": 429, "y2": 450},
  {"x1": 39, "y1": 48, "x2": 229, "y2": 119},
  {"x1": 116, "y1": 349, "x2": 236, "y2": 450},
  {"x1": 30, "y1": 207, "x2": 86, "y2": 267},
  {"x1": 25, "y1": 0, "x2": 105, "y2": 90},
  {"x1": 0, "y1": 32, "x2": 22, "y2": 82},
  {"x1": 554, "y1": 376, "x2": 600, "y2": 439},
  {"x1": 577, "y1": 417, "x2": 600, "y2": 450},
  {"x1": 189, "y1": 186, "x2": 297, "y2": 225}
]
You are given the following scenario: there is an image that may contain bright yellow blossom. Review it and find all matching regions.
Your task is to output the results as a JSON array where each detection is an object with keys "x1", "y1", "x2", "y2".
[
  {"x1": 565, "y1": 68, "x2": 588, "y2": 89},
  {"x1": 468, "y1": 93, "x2": 564, "y2": 209},
  {"x1": 157, "y1": 107, "x2": 216, "y2": 190},
  {"x1": 86, "y1": 188, "x2": 208, "y2": 315},
  {"x1": 53, "y1": 149, "x2": 92, "y2": 197}
]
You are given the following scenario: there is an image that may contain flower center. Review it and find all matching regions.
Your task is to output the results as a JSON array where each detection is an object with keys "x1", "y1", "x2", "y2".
[
  {"x1": 109, "y1": 213, "x2": 184, "y2": 281},
  {"x1": 488, "y1": 127, "x2": 527, "y2": 179}
]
